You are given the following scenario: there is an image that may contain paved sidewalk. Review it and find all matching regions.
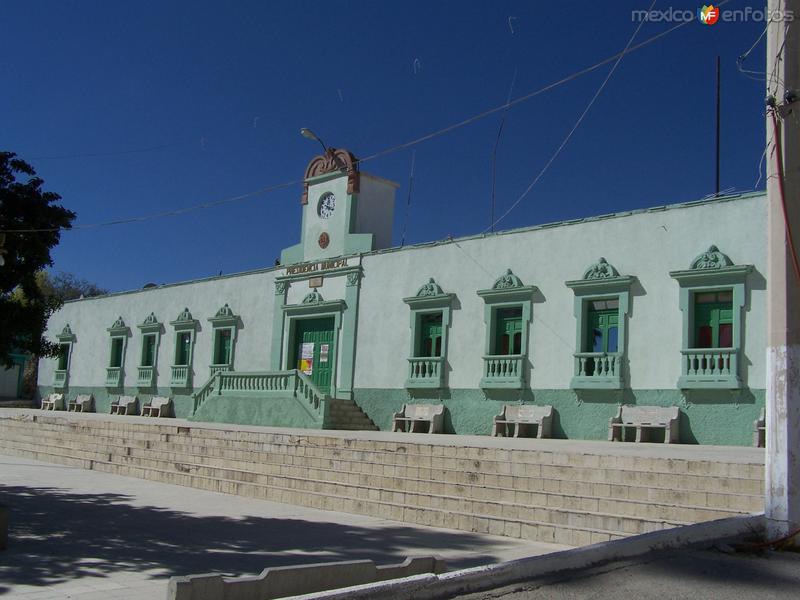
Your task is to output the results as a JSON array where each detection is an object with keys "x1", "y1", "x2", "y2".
[
  {"x1": 455, "y1": 547, "x2": 800, "y2": 600},
  {"x1": 0, "y1": 454, "x2": 566, "y2": 600}
]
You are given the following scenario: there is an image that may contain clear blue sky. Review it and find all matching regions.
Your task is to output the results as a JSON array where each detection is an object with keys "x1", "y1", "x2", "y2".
[{"x1": 2, "y1": 1, "x2": 769, "y2": 292}]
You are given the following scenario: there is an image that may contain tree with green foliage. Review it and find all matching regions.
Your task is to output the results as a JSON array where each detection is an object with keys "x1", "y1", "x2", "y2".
[
  {"x1": 37, "y1": 271, "x2": 108, "y2": 302},
  {"x1": 0, "y1": 152, "x2": 75, "y2": 368}
]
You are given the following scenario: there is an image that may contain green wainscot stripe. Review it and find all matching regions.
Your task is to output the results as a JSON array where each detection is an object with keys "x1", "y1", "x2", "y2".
[{"x1": 352, "y1": 388, "x2": 765, "y2": 447}]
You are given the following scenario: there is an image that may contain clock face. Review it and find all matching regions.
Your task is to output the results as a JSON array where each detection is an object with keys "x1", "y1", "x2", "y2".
[{"x1": 317, "y1": 192, "x2": 336, "y2": 219}]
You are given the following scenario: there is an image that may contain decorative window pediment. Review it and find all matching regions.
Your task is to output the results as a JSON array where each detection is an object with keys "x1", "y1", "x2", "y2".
[
  {"x1": 566, "y1": 259, "x2": 634, "y2": 390},
  {"x1": 138, "y1": 312, "x2": 161, "y2": 333},
  {"x1": 477, "y1": 269, "x2": 536, "y2": 304},
  {"x1": 403, "y1": 278, "x2": 455, "y2": 310},
  {"x1": 56, "y1": 323, "x2": 76, "y2": 342},
  {"x1": 565, "y1": 258, "x2": 635, "y2": 294},
  {"x1": 170, "y1": 307, "x2": 198, "y2": 331},
  {"x1": 669, "y1": 245, "x2": 753, "y2": 285},
  {"x1": 208, "y1": 303, "x2": 238, "y2": 327},
  {"x1": 302, "y1": 289, "x2": 325, "y2": 305},
  {"x1": 107, "y1": 317, "x2": 130, "y2": 336}
]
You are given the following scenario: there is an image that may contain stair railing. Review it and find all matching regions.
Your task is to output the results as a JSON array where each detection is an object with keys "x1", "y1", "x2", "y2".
[
  {"x1": 191, "y1": 371, "x2": 221, "y2": 414},
  {"x1": 294, "y1": 370, "x2": 331, "y2": 423}
]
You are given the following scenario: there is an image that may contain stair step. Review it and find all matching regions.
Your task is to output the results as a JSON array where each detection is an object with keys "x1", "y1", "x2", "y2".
[{"x1": 0, "y1": 411, "x2": 764, "y2": 546}]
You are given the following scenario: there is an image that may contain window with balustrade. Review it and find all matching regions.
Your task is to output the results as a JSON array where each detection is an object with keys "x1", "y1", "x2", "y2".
[
  {"x1": 106, "y1": 317, "x2": 130, "y2": 388},
  {"x1": 208, "y1": 304, "x2": 238, "y2": 376},
  {"x1": 566, "y1": 259, "x2": 634, "y2": 390},
  {"x1": 53, "y1": 324, "x2": 76, "y2": 389},
  {"x1": 670, "y1": 246, "x2": 752, "y2": 389},
  {"x1": 477, "y1": 269, "x2": 536, "y2": 390},
  {"x1": 170, "y1": 308, "x2": 197, "y2": 388},
  {"x1": 136, "y1": 313, "x2": 161, "y2": 388},
  {"x1": 403, "y1": 278, "x2": 454, "y2": 389}
]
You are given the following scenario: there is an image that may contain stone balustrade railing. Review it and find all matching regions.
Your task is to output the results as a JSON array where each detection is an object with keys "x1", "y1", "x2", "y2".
[
  {"x1": 406, "y1": 357, "x2": 443, "y2": 387},
  {"x1": 53, "y1": 370, "x2": 68, "y2": 389},
  {"x1": 575, "y1": 352, "x2": 621, "y2": 378},
  {"x1": 105, "y1": 367, "x2": 122, "y2": 387},
  {"x1": 170, "y1": 365, "x2": 190, "y2": 388},
  {"x1": 482, "y1": 354, "x2": 524, "y2": 380},
  {"x1": 137, "y1": 366, "x2": 154, "y2": 387},
  {"x1": 681, "y1": 347, "x2": 736, "y2": 377},
  {"x1": 192, "y1": 369, "x2": 329, "y2": 421}
]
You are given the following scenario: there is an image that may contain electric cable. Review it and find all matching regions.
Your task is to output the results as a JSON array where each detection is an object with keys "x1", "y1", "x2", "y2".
[
  {"x1": 483, "y1": 0, "x2": 657, "y2": 233},
  {"x1": 1, "y1": 5, "x2": 721, "y2": 235}
]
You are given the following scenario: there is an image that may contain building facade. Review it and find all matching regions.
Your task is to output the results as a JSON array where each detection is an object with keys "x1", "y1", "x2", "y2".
[{"x1": 38, "y1": 151, "x2": 768, "y2": 445}]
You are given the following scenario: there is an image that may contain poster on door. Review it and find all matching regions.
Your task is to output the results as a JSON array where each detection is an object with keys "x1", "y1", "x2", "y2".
[
  {"x1": 320, "y1": 343, "x2": 329, "y2": 363},
  {"x1": 298, "y1": 342, "x2": 314, "y2": 375}
]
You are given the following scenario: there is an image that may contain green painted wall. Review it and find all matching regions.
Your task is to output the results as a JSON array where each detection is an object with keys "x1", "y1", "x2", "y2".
[
  {"x1": 353, "y1": 387, "x2": 765, "y2": 446},
  {"x1": 38, "y1": 383, "x2": 764, "y2": 446},
  {"x1": 190, "y1": 394, "x2": 322, "y2": 429}
]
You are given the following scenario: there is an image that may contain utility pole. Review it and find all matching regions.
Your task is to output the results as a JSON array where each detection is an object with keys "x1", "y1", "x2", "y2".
[{"x1": 765, "y1": 0, "x2": 800, "y2": 544}]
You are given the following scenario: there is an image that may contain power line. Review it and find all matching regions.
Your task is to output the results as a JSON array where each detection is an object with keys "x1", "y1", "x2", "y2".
[
  {"x1": 483, "y1": 0, "x2": 657, "y2": 233},
  {"x1": 2, "y1": 11, "x2": 702, "y2": 235},
  {"x1": 28, "y1": 142, "x2": 187, "y2": 161},
  {"x1": 2, "y1": 179, "x2": 302, "y2": 234}
]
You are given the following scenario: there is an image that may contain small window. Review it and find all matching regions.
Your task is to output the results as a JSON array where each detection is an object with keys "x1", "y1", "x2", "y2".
[
  {"x1": 693, "y1": 290, "x2": 733, "y2": 348},
  {"x1": 418, "y1": 313, "x2": 443, "y2": 358},
  {"x1": 495, "y1": 307, "x2": 523, "y2": 355},
  {"x1": 57, "y1": 344, "x2": 70, "y2": 371},
  {"x1": 110, "y1": 338, "x2": 124, "y2": 368},
  {"x1": 175, "y1": 332, "x2": 192, "y2": 365},
  {"x1": 585, "y1": 302, "x2": 620, "y2": 353},
  {"x1": 141, "y1": 334, "x2": 156, "y2": 367},
  {"x1": 214, "y1": 329, "x2": 232, "y2": 364}
]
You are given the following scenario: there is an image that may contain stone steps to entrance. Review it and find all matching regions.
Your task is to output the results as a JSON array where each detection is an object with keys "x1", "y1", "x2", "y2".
[
  {"x1": 0, "y1": 431, "x2": 740, "y2": 527},
  {"x1": 0, "y1": 420, "x2": 761, "y2": 511},
  {"x1": 326, "y1": 399, "x2": 379, "y2": 431},
  {"x1": 0, "y1": 418, "x2": 762, "y2": 495},
  {"x1": 0, "y1": 410, "x2": 764, "y2": 547},
  {"x1": 0, "y1": 437, "x2": 671, "y2": 545}
]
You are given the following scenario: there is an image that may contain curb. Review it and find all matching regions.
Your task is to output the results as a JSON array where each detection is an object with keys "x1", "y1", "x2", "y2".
[{"x1": 288, "y1": 513, "x2": 765, "y2": 600}]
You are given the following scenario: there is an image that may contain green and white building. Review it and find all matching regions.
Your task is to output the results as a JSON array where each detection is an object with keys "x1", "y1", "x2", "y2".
[{"x1": 38, "y1": 149, "x2": 768, "y2": 445}]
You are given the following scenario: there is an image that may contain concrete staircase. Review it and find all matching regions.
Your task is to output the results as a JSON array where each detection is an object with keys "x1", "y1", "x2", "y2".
[
  {"x1": 327, "y1": 399, "x2": 379, "y2": 431},
  {"x1": 0, "y1": 410, "x2": 764, "y2": 547}
]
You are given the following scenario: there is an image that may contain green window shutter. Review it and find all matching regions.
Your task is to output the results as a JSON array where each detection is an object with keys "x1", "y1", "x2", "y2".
[
  {"x1": 110, "y1": 338, "x2": 123, "y2": 368},
  {"x1": 419, "y1": 313, "x2": 443, "y2": 357},
  {"x1": 495, "y1": 307, "x2": 522, "y2": 355},
  {"x1": 693, "y1": 292, "x2": 733, "y2": 348},
  {"x1": 176, "y1": 332, "x2": 191, "y2": 365},
  {"x1": 57, "y1": 344, "x2": 70, "y2": 370},
  {"x1": 141, "y1": 335, "x2": 156, "y2": 367},
  {"x1": 586, "y1": 308, "x2": 619, "y2": 353},
  {"x1": 215, "y1": 329, "x2": 232, "y2": 364}
]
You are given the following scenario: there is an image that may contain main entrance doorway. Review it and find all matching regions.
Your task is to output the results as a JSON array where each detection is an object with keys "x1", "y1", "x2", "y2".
[{"x1": 292, "y1": 317, "x2": 336, "y2": 394}]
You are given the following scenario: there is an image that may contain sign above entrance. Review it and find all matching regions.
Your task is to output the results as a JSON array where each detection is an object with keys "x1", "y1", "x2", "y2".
[{"x1": 285, "y1": 258, "x2": 348, "y2": 276}]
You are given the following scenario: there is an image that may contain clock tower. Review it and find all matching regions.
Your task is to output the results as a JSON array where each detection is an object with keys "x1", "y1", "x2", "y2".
[{"x1": 280, "y1": 148, "x2": 398, "y2": 265}]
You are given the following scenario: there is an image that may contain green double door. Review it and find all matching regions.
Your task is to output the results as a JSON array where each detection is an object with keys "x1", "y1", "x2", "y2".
[{"x1": 293, "y1": 317, "x2": 336, "y2": 393}]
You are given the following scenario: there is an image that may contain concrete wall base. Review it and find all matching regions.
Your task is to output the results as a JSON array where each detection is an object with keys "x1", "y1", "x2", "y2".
[{"x1": 168, "y1": 556, "x2": 446, "y2": 600}]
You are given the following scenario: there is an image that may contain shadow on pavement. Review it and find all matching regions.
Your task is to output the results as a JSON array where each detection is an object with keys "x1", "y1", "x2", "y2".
[{"x1": 0, "y1": 483, "x2": 507, "y2": 592}]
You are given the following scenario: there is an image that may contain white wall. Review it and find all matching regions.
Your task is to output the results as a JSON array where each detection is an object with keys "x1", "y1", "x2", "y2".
[
  {"x1": 354, "y1": 195, "x2": 768, "y2": 390},
  {"x1": 40, "y1": 194, "x2": 768, "y2": 394},
  {"x1": 39, "y1": 269, "x2": 277, "y2": 389}
]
